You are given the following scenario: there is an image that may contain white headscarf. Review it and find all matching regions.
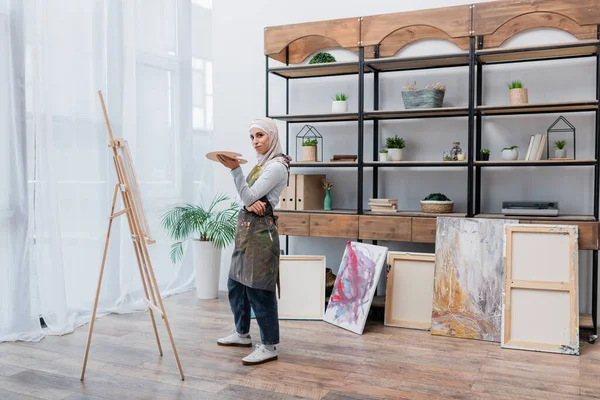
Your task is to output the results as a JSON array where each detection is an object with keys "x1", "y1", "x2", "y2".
[{"x1": 249, "y1": 117, "x2": 291, "y2": 169}]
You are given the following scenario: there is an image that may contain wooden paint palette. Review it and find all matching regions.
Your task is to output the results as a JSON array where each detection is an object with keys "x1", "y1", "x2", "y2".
[{"x1": 205, "y1": 151, "x2": 248, "y2": 164}]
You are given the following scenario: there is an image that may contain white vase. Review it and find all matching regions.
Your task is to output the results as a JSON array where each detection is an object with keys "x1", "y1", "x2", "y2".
[
  {"x1": 387, "y1": 148, "x2": 403, "y2": 161},
  {"x1": 501, "y1": 149, "x2": 519, "y2": 160},
  {"x1": 379, "y1": 152, "x2": 388, "y2": 162},
  {"x1": 192, "y1": 240, "x2": 221, "y2": 299},
  {"x1": 332, "y1": 100, "x2": 347, "y2": 113},
  {"x1": 554, "y1": 149, "x2": 566, "y2": 159}
]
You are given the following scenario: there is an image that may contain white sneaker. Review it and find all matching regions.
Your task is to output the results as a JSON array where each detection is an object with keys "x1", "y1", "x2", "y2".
[
  {"x1": 217, "y1": 330, "x2": 252, "y2": 347},
  {"x1": 242, "y1": 344, "x2": 278, "y2": 365}
]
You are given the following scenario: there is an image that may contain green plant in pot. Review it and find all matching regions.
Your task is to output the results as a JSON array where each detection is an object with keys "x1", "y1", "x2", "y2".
[
  {"x1": 309, "y1": 52, "x2": 336, "y2": 64},
  {"x1": 302, "y1": 137, "x2": 318, "y2": 162},
  {"x1": 508, "y1": 80, "x2": 528, "y2": 105},
  {"x1": 161, "y1": 193, "x2": 238, "y2": 299},
  {"x1": 386, "y1": 135, "x2": 405, "y2": 161},
  {"x1": 332, "y1": 93, "x2": 348, "y2": 113},
  {"x1": 420, "y1": 192, "x2": 454, "y2": 214},
  {"x1": 379, "y1": 148, "x2": 388, "y2": 162},
  {"x1": 501, "y1": 145, "x2": 519, "y2": 160},
  {"x1": 554, "y1": 140, "x2": 567, "y2": 159},
  {"x1": 480, "y1": 148, "x2": 490, "y2": 161}
]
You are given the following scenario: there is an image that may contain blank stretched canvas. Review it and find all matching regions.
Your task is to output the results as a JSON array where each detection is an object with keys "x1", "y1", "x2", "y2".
[
  {"x1": 278, "y1": 256, "x2": 325, "y2": 320},
  {"x1": 323, "y1": 241, "x2": 388, "y2": 335}
]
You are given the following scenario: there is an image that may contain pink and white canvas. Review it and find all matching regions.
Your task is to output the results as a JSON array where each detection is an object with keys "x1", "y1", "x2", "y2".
[{"x1": 323, "y1": 241, "x2": 388, "y2": 334}]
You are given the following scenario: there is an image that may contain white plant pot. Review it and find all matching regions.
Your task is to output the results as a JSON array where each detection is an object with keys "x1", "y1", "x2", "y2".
[
  {"x1": 387, "y1": 148, "x2": 403, "y2": 161},
  {"x1": 501, "y1": 149, "x2": 519, "y2": 160},
  {"x1": 379, "y1": 152, "x2": 388, "y2": 162},
  {"x1": 332, "y1": 100, "x2": 347, "y2": 113},
  {"x1": 554, "y1": 149, "x2": 567, "y2": 158},
  {"x1": 192, "y1": 240, "x2": 221, "y2": 299}
]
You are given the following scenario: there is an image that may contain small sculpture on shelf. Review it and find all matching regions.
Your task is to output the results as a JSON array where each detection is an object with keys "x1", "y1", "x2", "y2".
[
  {"x1": 332, "y1": 93, "x2": 348, "y2": 113},
  {"x1": 546, "y1": 116, "x2": 575, "y2": 160},
  {"x1": 480, "y1": 148, "x2": 490, "y2": 161},
  {"x1": 323, "y1": 179, "x2": 334, "y2": 211},
  {"x1": 501, "y1": 145, "x2": 519, "y2": 160},
  {"x1": 386, "y1": 135, "x2": 405, "y2": 161},
  {"x1": 295, "y1": 124, "x2": 323, "y2": 162},
  {"x1": 401, "y1": 81, "x2": 446, "y2": 109},
  {"x1": 508, "y1": 80, "x2": 528, "y2": 105},
  {"x1": 450, "y1": 141, "x2": 463, "y2": 161}
]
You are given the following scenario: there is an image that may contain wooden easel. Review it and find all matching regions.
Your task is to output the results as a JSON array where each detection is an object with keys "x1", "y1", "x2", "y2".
[{"x1": 80, "y1": 90, "x2": 185, "y2": 381}]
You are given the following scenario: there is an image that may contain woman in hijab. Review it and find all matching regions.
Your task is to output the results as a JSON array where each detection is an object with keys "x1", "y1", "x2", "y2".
[{"x1": 215, "y1": 117, "x2": 291, "y2": 365}]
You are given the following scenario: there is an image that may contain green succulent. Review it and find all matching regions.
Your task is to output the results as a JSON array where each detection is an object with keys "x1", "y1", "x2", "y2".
[
  {"x1": 309, "y1": 52, "x2": 336, "y2": 64},
  {"x1": 386, "y1": 135, "x2": 405, "y2": 149},
  {"x1": 423, "y1": 193, "x2": 451, "y2": 202}
]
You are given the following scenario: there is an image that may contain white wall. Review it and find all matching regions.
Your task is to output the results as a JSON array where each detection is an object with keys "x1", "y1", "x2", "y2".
[{"x1": 212, "y1": 0, "x2": 598, "y2": 316}]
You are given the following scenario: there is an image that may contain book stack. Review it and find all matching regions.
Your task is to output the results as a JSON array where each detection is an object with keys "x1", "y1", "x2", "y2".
[
  {"x1": 369, "y1": 198, "x2": 398, "y2": 213},
  {"x1": 523, "y1": 134, "x2": 547, "y2": 160}
]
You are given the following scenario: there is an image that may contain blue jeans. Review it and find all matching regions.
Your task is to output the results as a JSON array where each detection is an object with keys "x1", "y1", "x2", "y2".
[{"x1": 227, "y1": 278, "x2": 280, "y2": 345}]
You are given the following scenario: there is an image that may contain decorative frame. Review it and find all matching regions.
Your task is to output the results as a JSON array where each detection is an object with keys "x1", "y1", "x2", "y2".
[{"x1": 546, "y1": 116, "x2": 576, "y2": 160}]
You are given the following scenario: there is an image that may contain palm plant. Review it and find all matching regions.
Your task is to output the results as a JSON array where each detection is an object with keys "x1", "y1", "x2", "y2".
[{"x1": 161, "y1": 193, "x2": 239, "y2": 263}]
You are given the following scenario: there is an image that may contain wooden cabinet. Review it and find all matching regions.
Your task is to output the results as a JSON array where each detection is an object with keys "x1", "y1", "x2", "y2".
[
  {"x1": 521, "y1": 221, "x2": 599, "y2": 250},
  {"x1": 310, "y1": 214, "x2": 358, "y2": 238},
  {"x1": 358, "y1": 216, "x2": 411, "y2": 241},
  {"x1": 275, "y1": 212, "x2": 310, "y2": 236},
  {"x1": 411, "y1": 217, "x2": 437, "y2": 243}
]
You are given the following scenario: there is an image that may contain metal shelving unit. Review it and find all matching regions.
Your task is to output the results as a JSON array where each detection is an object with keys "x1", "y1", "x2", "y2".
[{"x1": 265, "y1": 29, "x2": 600, "y2": 344}]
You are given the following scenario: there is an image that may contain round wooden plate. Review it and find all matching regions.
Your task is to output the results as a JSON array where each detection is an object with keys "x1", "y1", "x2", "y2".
[{"x1": 205, "y1": 151, "x2": 248, "y2": 164}]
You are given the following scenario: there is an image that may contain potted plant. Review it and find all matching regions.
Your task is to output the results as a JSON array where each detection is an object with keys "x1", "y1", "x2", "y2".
[
  {"x1": 480, "y1": 148, "x2": 490, "y2": 161},
  {"x1": 501, "y1": 145, "x2": 519, "y2": 160},
  {"x1": 309, "y1": 52, "x2": 336, "y2": 64},
  {"x1": 332, "y1": 93, "x2": 348, "y2": 113},
  {"x1": 420, "y1": 193, "x2": 454, "y2": 214},
  {"x1": 401, "y1": 82, "x2": 446, "y2": 109},
  {"x1": 386, "y1": 135, "x2": 405, "y2": 161},
  {"x1": 161, "y1": 194, "x2": 238, "y2": 299},
  {"x1": 508, "y1": 80, "x2": 528, "y2": 105},
  {"x1": 379, "y1": 149, "x2": 388, "y2": 162},
  {"x1": 554, "y1": 140, "x2": 567, "y2": 158},
  {"x1": 302, "y1": 138, "x2": 318, "y2": 162}
]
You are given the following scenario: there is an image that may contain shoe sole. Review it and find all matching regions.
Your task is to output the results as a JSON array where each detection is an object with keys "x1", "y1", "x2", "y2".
[
  {"x1": 242, "y1": 355, "x2": 278, "y2": 366},
  {"x1": 217, "y1": 341, "x2": 253, "y2": 347}
]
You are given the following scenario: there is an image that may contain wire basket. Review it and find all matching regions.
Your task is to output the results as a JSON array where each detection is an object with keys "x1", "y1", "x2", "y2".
[
  {"x1": 402, "y1": 89, "x2": 445, "y2": 109},
  {"x1": 420, "y1": 200, "x2": 454, "y2": 213}
]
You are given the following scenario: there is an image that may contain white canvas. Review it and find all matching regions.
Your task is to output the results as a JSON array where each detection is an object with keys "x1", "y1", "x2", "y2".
[
  {"x1": 323, "y1": 241, "x2": 388, "y2": 335},
  {"x1": 278, "y1": 256, "x2": 325, "y2": 320}
]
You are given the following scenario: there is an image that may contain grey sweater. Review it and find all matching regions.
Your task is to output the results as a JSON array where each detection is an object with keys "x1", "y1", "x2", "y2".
[{"x1": 231, "y1": 162, "x2": 288, "y2": 208}]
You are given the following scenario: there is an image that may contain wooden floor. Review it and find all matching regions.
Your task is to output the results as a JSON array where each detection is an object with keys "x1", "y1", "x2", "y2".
[{"x1": 2, "y1": 290, "x2": 600, "y2": 400}]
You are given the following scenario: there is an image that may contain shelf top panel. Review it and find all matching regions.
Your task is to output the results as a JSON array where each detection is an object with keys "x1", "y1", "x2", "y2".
[
  {"x1": 269, "y1": 62, "x2": 366, "y2": 79},
  {"x1": 477, "y1": 100, "x2": 599, "y2": 115},
  {"x1": 290, "y1": 161, "x2": 357, "y2": 168},
  {"x1": 269, "y1": 112, "x2": 359, "y2": 123},
  {"x1": 275, "y1": 209, "x2": 357, "y2": 215},
  {"x1": 475, "y1": 159, "x2": 596, "y2": 167},
  {"x1": 475, "y1": 213, "x2": 597, "y2": 222},
  {"x1": 477, "y1": 40, "x2": 600, "y2": 64},
  {"x1": 365, "y1": 161, "x2": 468, "y2": 167},
  {"x1": 365, "y1": 107, "x2": 469, "y2": 120},
  {"x1": 366, "y1": 53, "x2": 470, "y2": 72},
  {"x1": 363, "y1": 211, "x2": 466, "y2": 218}
]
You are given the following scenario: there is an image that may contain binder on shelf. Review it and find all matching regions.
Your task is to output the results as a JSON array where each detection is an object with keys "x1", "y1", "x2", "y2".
[{"x1": 296, "y1": 174, "x2": 326, "y2": 211}]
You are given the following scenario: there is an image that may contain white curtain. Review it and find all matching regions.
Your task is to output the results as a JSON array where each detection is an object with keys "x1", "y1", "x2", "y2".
[
  {"x1": 0, "y1": 0, "x2": 43, "y2": 342},
  {"x1": 0, "y1": 0, "x2": 211, "y2": 342}
]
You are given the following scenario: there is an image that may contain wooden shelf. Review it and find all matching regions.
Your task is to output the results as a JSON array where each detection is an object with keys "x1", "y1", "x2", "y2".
[
  {"x1": 475, "y1": 159, "x2": 596, "y2": 167},
  {"x1": 269, "y1": 62, "x2": 367, "y2": 79},
  {"x1": 581, "y1": 313, "x2": 594, "y2": 329},
  {"x1": 365, "y1": 53, "x2": 469, "y2": 72},
  {"x1": 365, "y1": 107, "x2": 468, "y2": 120},
  {"x1": 291, "y1": 161, "x2": 357, "y2": 168},
  {"x1": 275, "y1": 209, "x2": 357, "y2": 215},
  {"x1": 475, "y1": 213, "x2": 596, "y2": 222},
  {"x1": 363, "y1": 211, "x2": 466, "y2": 218},
  {"x1": 478, "y1": 41, "x2": 600, "y2": 64},
  {"x1": 477, "y1": 100, "x2": 598, "y2": 115},
  {"x1": 365, "y1": 161, "x2": 467, "y2": 167},
  {"x1": 269, "y1": 112, "x2": 359, "y2": 122}
]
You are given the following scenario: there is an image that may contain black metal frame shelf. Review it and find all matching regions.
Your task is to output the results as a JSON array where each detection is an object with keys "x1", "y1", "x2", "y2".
[
  {"x1": 291, "y1": 162, "x2": 357, "y2": 168},
  {"x1": 266, "y1": 29, "x2": 600, "y2": 342}
]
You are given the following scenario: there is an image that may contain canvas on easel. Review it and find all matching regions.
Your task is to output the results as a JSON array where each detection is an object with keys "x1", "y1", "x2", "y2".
[{"x1": 80, "y1": 90, "x2": 184, "y2": 381}]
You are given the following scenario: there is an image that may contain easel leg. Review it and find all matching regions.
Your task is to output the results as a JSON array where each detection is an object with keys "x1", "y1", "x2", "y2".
[{"x1": 80, "y1": 184, "x2": 119, "y2": 381}]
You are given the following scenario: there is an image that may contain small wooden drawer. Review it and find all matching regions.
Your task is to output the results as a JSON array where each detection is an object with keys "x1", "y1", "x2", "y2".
[
  {"x1": 358, "y1": 216, "x2": 411, "y2": 241},
  {"x1": 310, "y1": 214, "x2": 359, "y2": 238},
  {"x1": 521, "y1": 221, "x2": 599, "y2": 250},
  {"x1": 411, "y1": 217, "x2": 437, "y2": 243},
  {"x1": 275, "y1": 212, "x2": 310, "y2": 236}
]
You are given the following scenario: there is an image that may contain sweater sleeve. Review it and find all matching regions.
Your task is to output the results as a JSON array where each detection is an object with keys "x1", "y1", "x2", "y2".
[{"x1": 231, "y1": 163, "x2": 287, "y2": 206}]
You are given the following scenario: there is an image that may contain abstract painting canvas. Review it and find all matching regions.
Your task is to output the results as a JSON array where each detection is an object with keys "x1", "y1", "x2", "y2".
[
  {"x1": 324, "y1": 241, "x2": 388, "y2": 335},
  {"x1": 432, "y1": 217, "x2": 518, "y2": 342}
]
